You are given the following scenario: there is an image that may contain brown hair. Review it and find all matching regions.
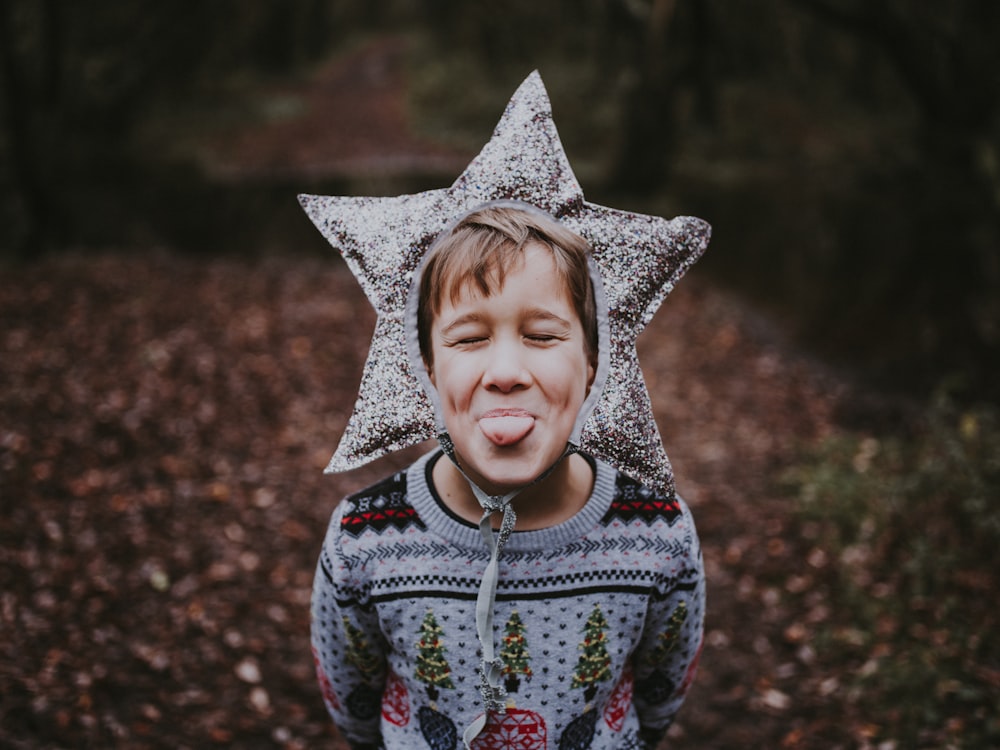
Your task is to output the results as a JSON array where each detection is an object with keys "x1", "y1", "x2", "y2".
[{"x1": 417, "y1": 205, "x2": 598, "y2": 366}]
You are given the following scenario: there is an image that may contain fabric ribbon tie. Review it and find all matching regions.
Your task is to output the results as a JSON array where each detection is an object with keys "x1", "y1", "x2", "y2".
[
  {"x1": 440, "y1": 436, "x2": 575, "y2": 748},
  {"x1": 461, "y1": 488, "x2": 517, "y2": 748},
  {"x1": 472, "y1": 489, "x2": 517, "y2": 706}
]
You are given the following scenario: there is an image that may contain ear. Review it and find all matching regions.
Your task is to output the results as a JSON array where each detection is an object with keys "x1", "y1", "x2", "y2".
[
  {"x1": 585, "y1": 358, "x2": 596, "y2": 394},
  {"x1": 426, "y1": 359, "x2": 436, "y2": 387}
]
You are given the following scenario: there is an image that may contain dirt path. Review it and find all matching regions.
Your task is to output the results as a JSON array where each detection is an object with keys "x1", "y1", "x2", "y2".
[{"x1": 202, "y1": 36, "x2": 469, "y2": 182}]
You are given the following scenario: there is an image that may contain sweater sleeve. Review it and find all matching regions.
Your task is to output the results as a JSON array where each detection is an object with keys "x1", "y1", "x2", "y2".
[
  {"x1": 631, "y1": 497, "x2": 706, "y2": 740},
  {"x1": 310, "y1": 501, "x2": 389, "y2": 748}
]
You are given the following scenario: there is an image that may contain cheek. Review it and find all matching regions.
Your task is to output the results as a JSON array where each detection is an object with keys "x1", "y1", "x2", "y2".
[
  {"x1": 431, "y1": 357, "x2": 475, "y2": 407},
  {"x1": 562, "y1": 351, "x2": 595, "y2": 397},
  {"x1": 427, "y1": 337, "x2": 442, "y2": 385}
]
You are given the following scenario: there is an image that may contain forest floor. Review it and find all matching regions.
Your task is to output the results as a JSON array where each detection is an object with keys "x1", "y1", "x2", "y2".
[
  {"x1": 1, "y1": 37, "x2": 979, "y2": 750},
  {"x1": 0, "y1": 251, "x2": 873, "y2": 749}
]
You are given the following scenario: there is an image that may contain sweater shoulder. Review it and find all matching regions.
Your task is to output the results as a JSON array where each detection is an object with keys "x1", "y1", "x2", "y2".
[
  {"x1": 600, "y1": 471, "x2": 685, "y2": 527},
  {"x1": 338, "y1": 469, "x2": 425, "y2": 538}
]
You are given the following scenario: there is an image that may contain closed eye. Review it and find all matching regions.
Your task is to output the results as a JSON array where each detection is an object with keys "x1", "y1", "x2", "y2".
[{"x1": 524, "y1": 332, "x2": 570, "y2": 345}]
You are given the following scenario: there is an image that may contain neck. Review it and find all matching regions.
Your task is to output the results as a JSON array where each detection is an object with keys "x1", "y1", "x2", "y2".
[{"x1": 432, "y1": 451, "x2": 595, "y2": 530}]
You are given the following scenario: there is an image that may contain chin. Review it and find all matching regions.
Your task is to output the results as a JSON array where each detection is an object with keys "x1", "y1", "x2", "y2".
[{"x1": 475, "y1": 451, "x2": 559, "y2": 493}]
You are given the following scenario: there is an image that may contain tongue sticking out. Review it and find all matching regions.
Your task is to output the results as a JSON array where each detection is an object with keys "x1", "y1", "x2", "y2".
[{"x1": 479, "y1": 416, "x2": 535, "y2": 446}]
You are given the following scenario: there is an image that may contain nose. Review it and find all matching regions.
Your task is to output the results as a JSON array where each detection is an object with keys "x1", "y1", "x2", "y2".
[{"x1": 481, "y1": 339, "x2": 531, "y2": 393}]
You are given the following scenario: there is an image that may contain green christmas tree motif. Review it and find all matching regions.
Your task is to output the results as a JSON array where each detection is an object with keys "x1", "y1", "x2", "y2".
[
  {"x1": 649, "y1": 600, "x2": 688, "y2": 664},
  {"x1": 341, "y1": 615, "x2": 381, "y2": 680},
  {"x1": 634, "y1": 600, "x2": 691, "y2": 706},
  {"x1": 499, "y1": 609, "x2": 533, "y2": 695},
  {"x1": 414, "y1": 609, "x2": 455, "y2": 702},
  {"x1": 571, "y1": 604, "x2": 613, "y2": 703}
]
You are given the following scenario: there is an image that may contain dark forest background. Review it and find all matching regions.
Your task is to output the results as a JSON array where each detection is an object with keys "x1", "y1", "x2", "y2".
[
  {"x1": 3, "y1": 3, "x2": 1000, "y2": 748},
  {"x1": 2, "y1": 0, "x2": 998, "y2": 404}
]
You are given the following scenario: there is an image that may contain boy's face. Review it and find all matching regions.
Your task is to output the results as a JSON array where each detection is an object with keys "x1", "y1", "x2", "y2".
[{"x1": 428, "y1": 242, "x2": 595, "y2": 495}]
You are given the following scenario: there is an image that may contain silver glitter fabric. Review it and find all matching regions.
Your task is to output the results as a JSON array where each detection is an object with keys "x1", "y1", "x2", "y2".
[{"x1": 299, "y1": 71, "x2": 710, "y2": 492}]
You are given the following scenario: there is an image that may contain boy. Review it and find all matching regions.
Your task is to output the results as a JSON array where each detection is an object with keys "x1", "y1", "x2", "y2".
[{"x1": 311, "y1": 203, "x2": 705, "y2": 749}]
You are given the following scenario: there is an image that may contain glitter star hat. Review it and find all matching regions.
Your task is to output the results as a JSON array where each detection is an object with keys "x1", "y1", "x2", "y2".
[{"x1": 299, "y1": 69, "x2": 711, "y2": 495}]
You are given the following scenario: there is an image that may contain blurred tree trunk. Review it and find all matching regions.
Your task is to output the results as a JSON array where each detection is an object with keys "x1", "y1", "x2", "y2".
[
  {"x1": 0, "y1": 0, "x2": 64, "y2": 259},
  {"x1": 0, "y1": 0, "x2": 342, "y2": 260},
  {"x1": 611, "y1": 0, "x2": 678, "y2": 194},
  {"x1": 608, "y1": 0, "x2": 716, "y2": 195},
  {"x1": 252, "y1": 0, "x2": 332, "y2": 72},
  {"x1": 791, "y1": 0, "x2": 1000, "y2": 391}
]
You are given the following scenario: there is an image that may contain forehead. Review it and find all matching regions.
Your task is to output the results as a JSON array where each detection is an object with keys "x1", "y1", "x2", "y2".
[{"x1": 432, "y1": 240, "x2": 570, "y2": 308}]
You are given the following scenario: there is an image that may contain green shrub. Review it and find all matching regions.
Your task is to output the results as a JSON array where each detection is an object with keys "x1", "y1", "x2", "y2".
[{"x1": 783, "y1": 396, "x2": 1000, "y2": 747}]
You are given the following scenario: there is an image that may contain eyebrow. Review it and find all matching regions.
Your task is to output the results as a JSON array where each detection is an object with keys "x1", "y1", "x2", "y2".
[
  {"x1": 439, "y1": 313, "x2": 486, "y2": 336},
  {"x1": 522, "y1": 308, "x2": 574, "y2": 328},
  {"x1": 439, "y1": 308, "x2": 574, "y2": 336}
]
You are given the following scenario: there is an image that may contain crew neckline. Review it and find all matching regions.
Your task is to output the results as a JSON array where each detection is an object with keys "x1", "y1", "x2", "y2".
[{"x1": 407, "y1": 449, "x2": 617, "y2": 553}]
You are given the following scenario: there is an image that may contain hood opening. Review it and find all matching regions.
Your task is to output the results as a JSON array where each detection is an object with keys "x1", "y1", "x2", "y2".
[{"x1": 404, "y1": 199, "x2": 611, "y2": 482}]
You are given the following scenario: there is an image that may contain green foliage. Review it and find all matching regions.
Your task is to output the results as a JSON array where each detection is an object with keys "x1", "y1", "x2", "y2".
[{"x1": 783, "y1": 395, "x2": 1000, "y2": 747}]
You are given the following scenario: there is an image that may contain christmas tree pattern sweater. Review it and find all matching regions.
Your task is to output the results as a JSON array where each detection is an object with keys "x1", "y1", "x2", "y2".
[{"x1": 311, "y1": 451, "x2": 705, "y2": 750}]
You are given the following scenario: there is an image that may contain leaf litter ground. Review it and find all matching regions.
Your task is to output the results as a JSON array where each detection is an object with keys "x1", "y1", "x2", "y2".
[{"x1": 1, "y1": 251, "x2": 881, "y2": 748}]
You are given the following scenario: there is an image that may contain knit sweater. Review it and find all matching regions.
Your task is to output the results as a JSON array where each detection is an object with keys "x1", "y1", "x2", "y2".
[{"x1": 311, "y1": 450, "x2": 705, "y2": 750}]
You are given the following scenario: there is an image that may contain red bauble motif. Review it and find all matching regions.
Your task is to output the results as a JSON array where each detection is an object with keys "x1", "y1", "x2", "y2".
[
  {"x1": 381, "y1": 671, "x2": 410, "y2": 727},
  {"x1": 312, "y1": 648, "x2": 340, "y2": 710},
  {"x1": 604, "y1": 667, "x2": 634, "y2": 731},
  {"x1": 470, "y1": 708, "x2": 547, "y2": 750},
  {"x1": 677, "y1": 638, "x2": 703, "y2": 698}
]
